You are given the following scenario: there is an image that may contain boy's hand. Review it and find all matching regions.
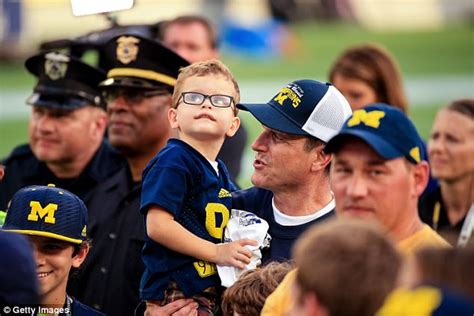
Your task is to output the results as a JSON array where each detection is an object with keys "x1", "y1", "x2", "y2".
[{"x1": 214, "y1": 239, "x2": 258, "y2": 269}]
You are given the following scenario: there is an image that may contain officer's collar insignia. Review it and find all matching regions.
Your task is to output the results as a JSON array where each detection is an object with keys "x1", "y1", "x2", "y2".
[
  {"x1": 44, "y1": 52, "x2": 69, "y2": 80},
  {"x1": 116, "y1": 36, "x2": 140, "y2": 65}
]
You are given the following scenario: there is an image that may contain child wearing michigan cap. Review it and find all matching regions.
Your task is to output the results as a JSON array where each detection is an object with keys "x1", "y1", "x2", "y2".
[
  {"x1": 2, "y1": 184, "x2": 103, "y2": 315},
  {"x1": 140, "y1": 60, "x2": 257, "y2": 315}
]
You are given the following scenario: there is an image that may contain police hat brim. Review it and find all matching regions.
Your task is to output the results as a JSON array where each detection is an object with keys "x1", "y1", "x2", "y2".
[
  {"x1": 99, "y1": 77, "x2": 173, "y2": 91},
  {"x1": 26, "y1": 92, "x2": 94, "y2": 110}
]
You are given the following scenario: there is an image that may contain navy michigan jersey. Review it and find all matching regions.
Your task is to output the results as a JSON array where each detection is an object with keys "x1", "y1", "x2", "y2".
[{"x1": 140, "y1": 139, "x2": 235, "y2": 300}]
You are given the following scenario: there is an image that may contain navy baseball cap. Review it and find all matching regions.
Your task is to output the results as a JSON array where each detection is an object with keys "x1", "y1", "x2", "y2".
[
  {"x1": 0, "y1": 232, "x2": 39, "y2": 305},
  {"x1": 326, "y1": 104, "x2": 425, "y2": 164},
  {"x1": 25, "y1": 52, "x2": 106, "y2": 109},
  {"x1": 3, "y1": 184, "x2": 88, "y2": 244},
  {"x1": 237, "y1": 79, "x2": 352, "y2": 142},
  {"x1": 100, "y1": 34, "x2": 189, "y2": 91}
]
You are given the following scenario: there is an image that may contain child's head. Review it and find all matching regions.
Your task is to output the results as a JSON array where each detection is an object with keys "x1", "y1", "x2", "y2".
[
  {"x1": 169, "y1": 60, "x2": 241, "y2": 142},
  {"x1": 221, "y1": 261, "x2": 293, "y2": 316},
  {"x1": 289, "y1": 218, "x2": 401, "y2": 316},
  {"x1": 2, "y1": 184, "x2": 89, "y2": 302},
  {"x1": 172, "y1": 60, "x2": 240, "y2": 110}
]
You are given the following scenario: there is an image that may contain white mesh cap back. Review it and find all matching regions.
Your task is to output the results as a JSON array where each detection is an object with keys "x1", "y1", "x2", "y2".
[{"x1": 301, "y1": 85, "x2": 352, "y2": 142}]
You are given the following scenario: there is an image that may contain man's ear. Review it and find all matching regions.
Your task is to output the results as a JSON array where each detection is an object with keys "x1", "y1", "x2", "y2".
[
  {"x1": 168, "y1": 108, "x2": 179, "y2": 129},
  {"x1": 72, "y1": 243, "x2": 90, "y2": 268},
  {"x1": 90, "y1": 108, "x2": 108, "y2": 138},
  {"x1": 225, "y1": 116, "x2": 241, "y2": 137},
  {"x1": 413, "y1": 161, "x2": 430, "y2": 197},
  {"x1": 311, "y1": 149, "x2": 333, "y2": 173}
]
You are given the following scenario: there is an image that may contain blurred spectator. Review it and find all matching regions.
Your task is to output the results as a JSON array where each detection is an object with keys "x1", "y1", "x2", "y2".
[
  {"x1": 326, "y1": 104, "x2": 449, "y2": 255},
  {"x1": 160, "y1": 15, "x2": 248, "y2": 186},
  {"x1": 381, "y1": 246, "x2": 474, "y2": 316},
  {"x1": 0, "y1": 52, "x2": 124, "y2": 212},
  {"x1": 221, "y1": 261, "x2": 292, "y2": 316},
  {"x1": 419, "y1": 99, "x2": 474, "y2": 246},
  {"x1": 329, "y1": 43, "x2": 408, "y2": 112},
  {"x1": 0, "y1": 231, "x2": 39, "y2": 306},
  {"x1": 0, "y1": 0, "x2": 23, "y2": 60},
  {"x1": 400, "y1": 246, "x2": 474, "y2": 299},
  {"x1": 68, "y1": 34, "x2": 189, "y2": 316},
  {"x1": 287, "y1": 219, "x2": 401, "y2": 316}
]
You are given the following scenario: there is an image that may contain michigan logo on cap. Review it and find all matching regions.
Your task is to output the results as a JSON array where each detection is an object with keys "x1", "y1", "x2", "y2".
[
  {"x1": 348, "y1": 109, "x2": 386, "y2": 129},
  {"x1": 116, "y1": 36, "x2": 140, "y2": 65},
  {"x1": 273, "y1": 83, "x2": 303, "y2": 108},
  {"x1": 44, "y1": 52, "x2": 69, "y2": 80}
]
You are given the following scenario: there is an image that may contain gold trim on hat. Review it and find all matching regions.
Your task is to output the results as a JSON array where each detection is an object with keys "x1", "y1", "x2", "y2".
[
  {"x1": 107, "y1": 68, "x2": 176, "y2": 86},
  {"x1": 3, "y1": 229, "x2": 83, "y2": 244}
]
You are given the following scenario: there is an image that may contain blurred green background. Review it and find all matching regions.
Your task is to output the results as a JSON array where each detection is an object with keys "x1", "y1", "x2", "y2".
[{"x1": 1, "y1": 20, "x2": 473, "y2": 187}]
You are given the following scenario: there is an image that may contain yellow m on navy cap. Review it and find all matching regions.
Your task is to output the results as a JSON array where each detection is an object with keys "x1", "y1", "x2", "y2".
[
  {"x1": 326, "y1": 104, "x2": 426, "y2": 164},
  {"x1": 2, "y1": 184, "x2": 88, "y2": 244}
]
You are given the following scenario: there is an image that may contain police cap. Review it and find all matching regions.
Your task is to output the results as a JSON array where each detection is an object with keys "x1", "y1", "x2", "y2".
[
  {"x1": 100, "y1": 34, "x2": 189, "y2": 91},
  {"x1": 25, "y1": 52, "x2": 106, "y2": 109}
]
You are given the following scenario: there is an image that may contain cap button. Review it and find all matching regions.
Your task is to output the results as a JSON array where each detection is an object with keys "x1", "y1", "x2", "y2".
[{"x1": 47, "y1": 183, "x2": 56, "y2": 187}]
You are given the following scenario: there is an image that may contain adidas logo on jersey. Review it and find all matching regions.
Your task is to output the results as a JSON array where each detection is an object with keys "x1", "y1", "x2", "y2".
[{"x1": 218, "y1": 188, "x2": 231, "y2": 198}]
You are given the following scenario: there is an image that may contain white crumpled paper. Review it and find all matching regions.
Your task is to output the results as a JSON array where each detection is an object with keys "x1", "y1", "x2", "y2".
[{"x1": 217, "y1": 209, "x2": 271, "y2": 287}]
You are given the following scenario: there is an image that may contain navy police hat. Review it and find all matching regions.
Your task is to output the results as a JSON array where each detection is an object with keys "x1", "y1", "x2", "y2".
[
  {"x1": 100, "y1": 34, "x2": 189, "y2": 91},
  {"x1": 25, "y1": 52, "x2": 106, "y2": 109},
  {"x1": 326, "y1": 104, "x2": 425, "y2": 164},
  {"x1": 237, "y1": 79, "x2": 352, "y2": 142},
  {"x1": 3, "y1": 184, "x2": 88, "y2": 244}
]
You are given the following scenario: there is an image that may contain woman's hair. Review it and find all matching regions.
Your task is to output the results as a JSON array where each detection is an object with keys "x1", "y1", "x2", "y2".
[
  {"x1": 221, "y1": 261, "x2": 293, "y2": 316},
  {"x1": 329, "y1": 43, "x2": 408, "y2": 112},
  {"x1": 446, "y1": 99, "x2": 474, "y2": 119}
]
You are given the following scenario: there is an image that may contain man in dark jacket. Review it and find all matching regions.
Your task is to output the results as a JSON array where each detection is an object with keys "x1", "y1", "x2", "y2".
[
  {"x1": 69, "y1": 34, "x2": 189, "y2": 316},
  {"x1": 0, "y1": 51, "x2": 124, "y2": 212}
]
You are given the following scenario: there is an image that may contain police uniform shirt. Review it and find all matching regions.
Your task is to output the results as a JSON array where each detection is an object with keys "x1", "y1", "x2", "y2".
[
  {"x1": 232, "y1": 187, "x2": 335, "y2": 263},
  {"x1": 67, "y1": 165, "x2": 143, "y2": 316},
  {"x1": 0, "y1": 141, "x2": 125, "y2": 211},
  {"x1": 140, "y1": 139, "x2": 235, "y2": 300}
]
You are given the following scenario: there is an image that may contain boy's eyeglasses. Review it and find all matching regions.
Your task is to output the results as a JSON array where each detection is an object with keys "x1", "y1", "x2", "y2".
[
  {"x1": 178, "y1": 92, "x2": 235, "y2": 108},
  {"x1": 103, "y1": 88, "x2": 169, "y2": 104}
]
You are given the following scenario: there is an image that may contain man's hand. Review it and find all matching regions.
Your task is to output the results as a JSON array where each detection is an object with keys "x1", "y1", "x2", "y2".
[
  {"x1": 214, "y1": 238, "x2": 258, "y2": 269},
  {"x1": 145, "y1": 299, "x2": 198, "y2": 316}
]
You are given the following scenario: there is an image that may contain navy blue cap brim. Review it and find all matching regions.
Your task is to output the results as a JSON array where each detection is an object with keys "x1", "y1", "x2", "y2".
[
  {"x1": 238, "y1": 102, "x2": 309, "y2": 136},
  {"x1": 26, "y1": 93, "x2": 91, "y2": 110},
  {"x1": 326, "y1": 129, "x2": 404, "y2": 160}
]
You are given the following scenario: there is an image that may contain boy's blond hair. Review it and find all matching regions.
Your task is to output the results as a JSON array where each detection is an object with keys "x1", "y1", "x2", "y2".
[
  {"x1": 221, "y1": 261, "x2": 293, "y2": 316},
  {"x1": 172, "y1": 60, "x2": 240, "y2": 113}
]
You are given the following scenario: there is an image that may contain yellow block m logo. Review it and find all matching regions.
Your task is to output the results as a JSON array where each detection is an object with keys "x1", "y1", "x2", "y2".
[
  {"x1": 27, "y1": 201, "x2": 58, "y2": 224},
  {"x1": 348, "y1": 110, "x2": 386, "y2": 128}
]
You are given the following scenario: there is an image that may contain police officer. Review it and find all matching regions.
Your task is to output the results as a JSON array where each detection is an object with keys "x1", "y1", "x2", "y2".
[
  {"x1": 68, "y1": 34, "x2": 189, "y2": 316},
  {"x1": 0, "y1": 52, "x2": 125, "y2": 212}
]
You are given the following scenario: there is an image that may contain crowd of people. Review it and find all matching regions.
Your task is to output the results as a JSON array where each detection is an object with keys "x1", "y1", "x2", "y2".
[{"x1": 0, "y1": 13, "x2": 473, "y2": 316}]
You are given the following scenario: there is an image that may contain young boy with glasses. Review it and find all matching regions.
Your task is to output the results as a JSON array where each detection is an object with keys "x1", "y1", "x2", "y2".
[{"x1": 139, "y1": 60, "x2": 257, "y2": 315}]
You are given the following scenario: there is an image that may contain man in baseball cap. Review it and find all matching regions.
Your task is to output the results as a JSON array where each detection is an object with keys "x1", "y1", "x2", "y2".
[
  {"x1": 2, "y1": 184, "x2": 103, "y2": 315},
  {"x1": 326, "y1": 104, "x2": 449, "y2": 255},
  {"x1": 234, "y1": 79, "x2": 352, "y2": 263},
  {"x1": 0, "y1": 51, "x2": 124, "y2": 213}
]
